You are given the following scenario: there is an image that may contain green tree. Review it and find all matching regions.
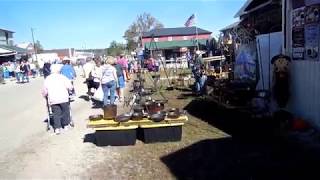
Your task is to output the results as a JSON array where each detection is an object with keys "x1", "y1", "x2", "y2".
[
  {"x1": 107, "y1": 41, "x2": 126, "y2": 56},
  {"x1": 124, "y1": 13, "x2": 164, "y2": 51},
  {"x1": 34, "y1": 40, "x2": 44, "y2": 53}
]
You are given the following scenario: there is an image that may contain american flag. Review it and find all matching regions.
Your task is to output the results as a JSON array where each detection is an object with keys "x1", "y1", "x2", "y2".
[{"x1": 184, "y1": 14, "x2": 195, "y2": 27}]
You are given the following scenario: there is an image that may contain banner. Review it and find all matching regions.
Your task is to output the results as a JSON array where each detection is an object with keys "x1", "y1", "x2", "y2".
[
  {"x1": 292, "y1": 28, "x2": 305, "y2": 60},
  {"x1": 234, "y1": 45, "x2": 256, "y2": 80},
  {"x1": 305, "y1": 24, "x2": 320, "y2": 60}
]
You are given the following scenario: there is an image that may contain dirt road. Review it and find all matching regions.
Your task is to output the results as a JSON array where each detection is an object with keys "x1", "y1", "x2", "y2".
[{"x1": 0, "y1": 73, "x2": 229, "y2": 179}]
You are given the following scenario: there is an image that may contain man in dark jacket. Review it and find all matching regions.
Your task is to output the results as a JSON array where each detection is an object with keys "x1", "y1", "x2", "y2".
[{"x1": 43, "y1": 61, "x2": 51, "y2": 78}]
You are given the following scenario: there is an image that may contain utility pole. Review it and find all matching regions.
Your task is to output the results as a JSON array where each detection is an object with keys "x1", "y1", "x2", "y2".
[{"x1": 31, "y1": 28, "x2": 38, "y2": 62}]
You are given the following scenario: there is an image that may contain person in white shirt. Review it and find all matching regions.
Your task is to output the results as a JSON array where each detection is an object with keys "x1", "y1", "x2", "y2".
[
  {"x1": 101, "y1": 56, "x2": 118, "y2": 106},
  {"x1": 29, "y1": 62, "x2": 36, "y2": 78},
  {"x1": 42, "y1": 64, "x2": 73, "y2": 135},
  {"x1": 83, "y1": 59, "x2": 95, "y2": 96},
  {"x1": 91, "y1": 59, "x2": 103, "y2": 90}
]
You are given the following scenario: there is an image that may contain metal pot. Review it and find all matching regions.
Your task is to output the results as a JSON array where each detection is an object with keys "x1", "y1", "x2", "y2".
[
  {"x1": 155, "y1": 99, "x2": 168, "y2": 104},
  {"x1": 89, "y1": 114, "x2": 103, "y2": 121},
  {"x1": 133, "y1": 105, "x2": 144, "y2": 114},
  {"x1": 115, "y1": 113, "x2": 132, "y2": 122},
  {"x1": 150, "y1": 111, "x2": 166, "y2": 122},
  {"x1": 144, "y1": 100, "x2": 155, "y2": 113},
  {"x1": 131, "y1": 112, "x2": 143, "y2": 121},
  {"x1": 167, "y1": 108, "x2": 180, "y2": 119},
  {"x1": 103, "y1": 105, "x2": 117, "y2": 120},
  {"x1": 133, "y1": 80, "x2": 144, "y2": 91},
  {"x1": 153, "y1": 102, "x2": 165, "y2": 113}
]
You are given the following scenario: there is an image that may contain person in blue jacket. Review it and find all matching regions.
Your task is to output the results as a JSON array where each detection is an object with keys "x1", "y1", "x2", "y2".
[{"x1": 61, "y1": 59, "x2": 76, "y2": 97}]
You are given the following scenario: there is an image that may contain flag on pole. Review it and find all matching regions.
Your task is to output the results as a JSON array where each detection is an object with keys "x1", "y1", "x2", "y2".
[{"x1": 184, "y1": 14, "x2": 195, "y2": 27}]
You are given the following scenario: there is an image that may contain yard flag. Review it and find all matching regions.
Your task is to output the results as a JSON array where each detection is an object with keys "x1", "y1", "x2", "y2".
[{"x1": 184, "y1": 14, "x2": 195, "y2": 27}]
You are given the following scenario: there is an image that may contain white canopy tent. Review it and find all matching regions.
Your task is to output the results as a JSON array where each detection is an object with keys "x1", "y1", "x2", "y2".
[{"x1": 0, "y1": 47, "x2": 16, "y2": 57}]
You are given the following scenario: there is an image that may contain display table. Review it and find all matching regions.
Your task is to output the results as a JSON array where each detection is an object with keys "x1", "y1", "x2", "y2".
[
  {"x1": 94, "y1": 125, "x2": 138, "y2": 146},
  {"x1": 87, "y1": 116, "x2": 188, "y2": 145},
  {"x1": 139, "y1": 122, "x2": 184, "y2": 143},
  {"x1": 87, "y1": 115, "x2": 188, "y2": 129}
]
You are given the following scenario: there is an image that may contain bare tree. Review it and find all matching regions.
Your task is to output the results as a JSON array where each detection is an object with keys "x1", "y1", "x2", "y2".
[{"x1": 124, "y1": 13, "x2": 164, "y2": 50}]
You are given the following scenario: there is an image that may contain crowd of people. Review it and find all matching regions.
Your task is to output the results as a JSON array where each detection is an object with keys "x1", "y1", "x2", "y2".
[
  {"x1": 42, "y1": 54, "x2": 135, "y2": 135},
  {"x1": 83, "y1": 54, "x2": 133, "y2": 105},
  {"x1": 0, "y1": 60, "x2": 40, "y2": 84},
  {"x1": 0, "y1": 50, "x2": 205, "y2": 135}
]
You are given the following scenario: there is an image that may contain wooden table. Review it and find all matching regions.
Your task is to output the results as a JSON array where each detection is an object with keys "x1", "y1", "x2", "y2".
[{"x1": 87, "y1": 115, "x2": 188, "y2": 129}]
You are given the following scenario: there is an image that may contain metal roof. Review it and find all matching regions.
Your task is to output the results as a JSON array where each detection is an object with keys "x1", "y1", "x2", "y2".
[
  {"x1": 220, "y1": 21, "x2": 241, "y2": 32},
  {"x1": 142, "y1": 27, "x2": 211, "y2": 38},
  {"x1": 0, "y1": 28, "x2": 15, "y2": 33},
  {"x1": 234, "y1": 0, "x2": 273, "y2": 18},
  {"x1": 0, "y1": 45, "x2": 27, "y2": 53}
]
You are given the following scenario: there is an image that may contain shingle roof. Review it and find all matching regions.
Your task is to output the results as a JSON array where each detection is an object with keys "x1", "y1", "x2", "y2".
[{"x1": 142, "y1": 27, "x2": 211, "y2": 38}]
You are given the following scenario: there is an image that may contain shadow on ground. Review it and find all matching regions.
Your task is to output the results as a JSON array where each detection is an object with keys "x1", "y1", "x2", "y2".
[
  {"x1": 91, "y1": 99, "x2": 103, "y2": 109},
  {"x1": 79, "y1": 95, "x2": 90, "y2": 101},
  {"x1": 184, "y1": 98, "x2": 277, "y2": 139},
  {"x1": 176, "y1": 93, "x2": 198, "y2": 100},
  {"x1": 161, "y1": 138, "x2": 320, "y2": 180},
  {"x1": 83, "y1": 133, "x2": 96, "y2": 144},
  {"x1": 160, "y1": 98, "x2": 320, "y2": 180},
  {"x1": 79, "y1": 94, "x2": 104, "y2": 109}
]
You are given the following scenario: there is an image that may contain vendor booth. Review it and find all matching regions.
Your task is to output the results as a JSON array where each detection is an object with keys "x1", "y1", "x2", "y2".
[
  {"x1": 207, "y1": 0, "x2": 283, "y2": 116},
  {"x1": 284, "y1": 0, "x2": 320, "y2": 129}
]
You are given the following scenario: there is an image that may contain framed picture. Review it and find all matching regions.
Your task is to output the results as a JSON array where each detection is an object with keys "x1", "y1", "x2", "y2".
[
  {"x1": 292, "y1": 7, "x2": 306, "y2": 28},
  {"x1": 305, "y1": 5, "x2": 320, "y2": 24},
  {"x1": 305, "y1": 24, "x2": 319, "y2": 60}
]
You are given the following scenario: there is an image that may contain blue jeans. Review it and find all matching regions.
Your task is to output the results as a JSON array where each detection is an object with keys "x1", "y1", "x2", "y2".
[
  {"x1": 16, "y1": 72, "x2": 22, "y2": 82},
  {"x1": 195, "y1": 75, "x2": 207, "y2": 93},
  {"x1": 102, "y1": 80, "x2": 116, "y2": 106},
  {"x1": 22, "y1": 73, "x2": 29, "y2": 83}
]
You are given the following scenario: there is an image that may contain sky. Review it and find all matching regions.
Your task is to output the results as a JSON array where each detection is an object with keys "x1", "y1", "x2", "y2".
[{"x1": 0, "y1": 0, "x2": 246, "y2": 49}]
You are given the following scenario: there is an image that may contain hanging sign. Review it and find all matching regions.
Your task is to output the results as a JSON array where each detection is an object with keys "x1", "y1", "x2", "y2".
[
  {"x1": 305, "y1": 4, "x2": 320, "y2": 24},
  {"x1": 234, "y1": 45, "x2": 256, "y2": 80},
  {"x1": 292, "y1": 7, "x2": 306, "y2": 60},
  {"x1": 292, "y1": 28, "x2": 305, "y2": 60},
  {"x1": 292, "y1": 7, "x2": 306, "y2": 28},
  {"x1": 305, "y1": 24, "x2": 319, "y2": 60},
  {"x1": 306, "y1": 0, "x2": 320, "y2": 6}
]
